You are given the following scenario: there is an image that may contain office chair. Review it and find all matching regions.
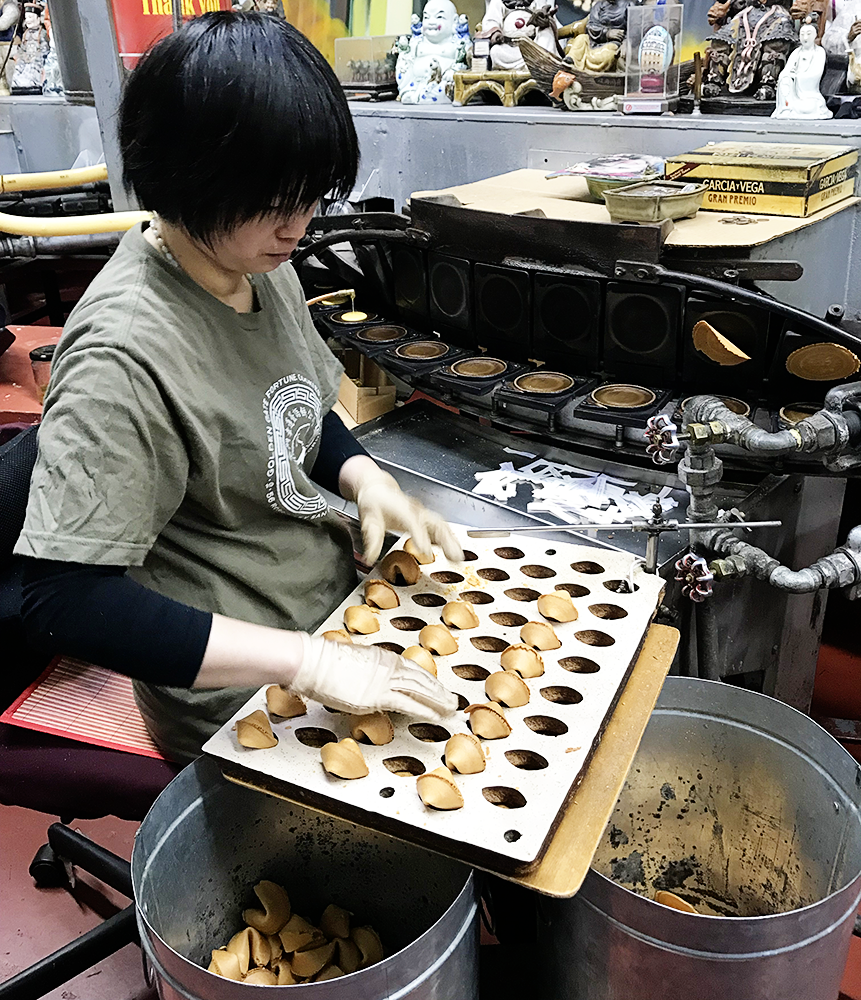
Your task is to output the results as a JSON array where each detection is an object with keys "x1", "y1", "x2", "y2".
[{"x1": 0, "y1": 425, "x2": 180, "y2": 1000}]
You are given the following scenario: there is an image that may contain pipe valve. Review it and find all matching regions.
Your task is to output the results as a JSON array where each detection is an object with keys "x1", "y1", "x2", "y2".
[
  {"x1": 674, "y1": 553, "x2": 714, "y2": 602},
  {"x1": 644, "y1": 414, "x2": 681, "y2": 465}
]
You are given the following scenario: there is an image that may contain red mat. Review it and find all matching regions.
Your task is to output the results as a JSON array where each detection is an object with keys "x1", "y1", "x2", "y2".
[{"x1": 1, "y1": 656, "x2": 165, "y2": 759}]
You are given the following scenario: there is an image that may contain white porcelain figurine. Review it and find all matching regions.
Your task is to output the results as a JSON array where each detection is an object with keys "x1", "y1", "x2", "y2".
[
  {"x1": 482, "y1": 0, "x2": 559, "y2": 72},
  {"x1": 396, "y1": 0, "x2": 470, "y2": 104},
  {"x1": 772, "y1": 18, "x2": 832, "y2": 118}
]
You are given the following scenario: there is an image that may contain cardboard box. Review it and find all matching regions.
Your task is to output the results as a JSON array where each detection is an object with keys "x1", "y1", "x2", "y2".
[
  {"x1": 337, "y1": 351, "x2": 396, "y2": 425},
  {"x1": 664, "y1": 142, "x2": 858, "y2": 217}
]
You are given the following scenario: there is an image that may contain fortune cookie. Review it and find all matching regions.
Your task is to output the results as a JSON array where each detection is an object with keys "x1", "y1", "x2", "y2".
[
  {"x1": 500, "y1": 643, "x2": 545, "y2": 678},
  {"x1": 364, "y1": 578, "x2": 400, "y2": 609},
  {"x1": 444, "y1": 732, "x2": 486, "y2": 774},
  {"x1": 243, "y1": 968, "x2": 277, "y2": 985},
  {"x1": 351, "y1": 926, "x2": 385, "y2": 968},
  {"x1": 279, "y1": 913, "x2": 324, "y2": 953},
  {"x1": 273, "y1": 959, "x2": 298, "y2": 985},
  {"x1": 337, "y1": 936, "x2": 363, "y2": 974},
  {"x1": 268, "y1": 934, "x2": 283, "y2": 963},
  {"x1": 655, "y1": 890, "x2": 699, "y2": 914},
  {"x1": 315, "y1": 965, "x2": 345, "y2": 981},
  {"x1": 380, "y1": 549, "x2": 421, "y2": 585},
  {"x1": 786, "y1": 342, "x2": 861, "y2": 381},
  {"x1": 537, "y1": 590, "x2": 578, "y2": 623},
  {"x1": 442, "y1": 600, "x2": 479, "y2": 629},
  {"x1": 322, "y1": 628, "x2": 353, "y2": 644},
  {"x1": 344, "y1": 605, "x2": 380, "y2": 634},
  {"x1": 485, "y1": 670, "x2": 530, "y2": 708},
  {"x1": 320, "y1": 903, "x2": 352, "y2": 941},
  {"x1": 321, "y1": 737, "x2": 369, "y2": 779},
  {"x1": 520, "y1": 620, "x2": 561, "y2": 651},
  {"x1": 416, "y1": 767, "x2": 465, "y2": 810},
  {"x1": 291, "y1": 940, "x2": 337, "y2": 978},
  {"x1": 465, "y1": 702, "x2": 512, "y2": 739},
  {"x1": 419, "y1": 623, "x2": 458, "y2": 655},
  {"x1": 208, "y1": 948, "x2": 243, "y2": 980},
  {"x1": 235, "y1": 710, "x2": 278, "y2": 749},
  {"x1": 403, "y1": 644, "x2": 437, "y2": 675},
  {"x1": 226, "y1": 926, "x2": 270, "y2": 975},
  {"x1": 243, "y1": 880, "x2": 292, "y2": 936},
  {"x1": 404, "y1": 536, "x2": 434, "y2": 564},
  {"x1": 265, "y1": 685, "x2": 307, "y2": 719},
  {"x1": 350, "y1": 712, "x2": 394, "y2": 746},
  {"x1": 692, "y1": 320, "x2": 751, "y2": 367}
]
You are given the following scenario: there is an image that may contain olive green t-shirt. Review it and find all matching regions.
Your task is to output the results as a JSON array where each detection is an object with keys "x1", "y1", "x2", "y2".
[{"x1": 15, "y1": 223, "x2": 356, "y2": 763}]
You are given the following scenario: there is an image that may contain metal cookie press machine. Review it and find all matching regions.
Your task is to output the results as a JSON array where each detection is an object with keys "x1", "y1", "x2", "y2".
[{"x1": 296, "y1": 189, "x2": 861, "y2": 713}]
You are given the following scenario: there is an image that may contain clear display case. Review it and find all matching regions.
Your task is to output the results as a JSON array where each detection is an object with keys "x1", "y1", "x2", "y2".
[
  {"x1": 620, "y1": 4, "x2": 683, "y2": 113},
  {"x1": 334, "y1": 35, "x2": 398, "y2": 99}
]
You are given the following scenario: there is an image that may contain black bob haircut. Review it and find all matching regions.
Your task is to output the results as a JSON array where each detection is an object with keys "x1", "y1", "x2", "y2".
[{"x1": 119, "y1": 12, "x2": 359, "y2": 243}]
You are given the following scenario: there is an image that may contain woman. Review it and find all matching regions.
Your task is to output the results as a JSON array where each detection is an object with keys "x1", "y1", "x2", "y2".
[{"x1": 14, "y1": 11, "x2": 462, "y2": 764}]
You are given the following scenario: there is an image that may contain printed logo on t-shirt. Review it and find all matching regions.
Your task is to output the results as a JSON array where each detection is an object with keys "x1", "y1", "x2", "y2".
[{"x1": 263, "y1": 374, "x2": 327, "y2": 520}]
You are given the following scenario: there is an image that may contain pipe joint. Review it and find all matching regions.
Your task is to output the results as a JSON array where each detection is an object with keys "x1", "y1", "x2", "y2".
[{"x1": 678, "y1": 453, "x2": 724, "y2": 490}]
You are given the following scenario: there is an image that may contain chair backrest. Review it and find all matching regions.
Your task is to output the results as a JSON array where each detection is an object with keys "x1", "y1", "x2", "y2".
[{"x1": 0, "y1": 425, "x2": 38, "y2": 570}]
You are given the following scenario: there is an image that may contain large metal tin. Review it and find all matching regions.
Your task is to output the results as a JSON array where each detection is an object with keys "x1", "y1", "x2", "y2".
[
  {"x1": 132, "y1": 757, "x2": 479, "y2": 998},
  {"x1": 536, "y1": 677, "x2": 861, "y2": 1000}
]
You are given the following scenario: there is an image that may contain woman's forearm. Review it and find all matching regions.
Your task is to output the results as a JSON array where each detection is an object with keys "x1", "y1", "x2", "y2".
[{"x1": 194, "y1": 613, "x2": 303, "y2": 689}]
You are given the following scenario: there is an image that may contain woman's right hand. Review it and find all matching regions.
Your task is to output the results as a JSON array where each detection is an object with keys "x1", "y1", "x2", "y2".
[
  {"x1": 196, "y1": 616, "x2": 457, "y2": 722},
  {"x1": 290, "y1": 634, "x2": 458, "y2": 721}
]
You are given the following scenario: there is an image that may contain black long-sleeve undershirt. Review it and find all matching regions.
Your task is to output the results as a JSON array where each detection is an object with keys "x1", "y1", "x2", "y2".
[{"x1": 19, "y1": 411, "x2": 368, "y2": 687}]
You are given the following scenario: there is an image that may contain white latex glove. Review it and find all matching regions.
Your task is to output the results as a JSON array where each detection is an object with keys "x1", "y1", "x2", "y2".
[
  {"x1": 292, "y1": 633, "x2": 459, "y2": 721},
  {"x1": 348, "y1": 463, "x2": 464, "y2": 565}
]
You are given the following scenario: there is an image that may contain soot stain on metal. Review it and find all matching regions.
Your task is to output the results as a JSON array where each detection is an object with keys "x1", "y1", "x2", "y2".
[
  {"x1": 610, "y1": 850, "x2": 646, "y2": 885},
  {"x1": 609, "y1": 825, "x2": 629, "y2": 848},
  {"x1": 651, "y1": 856, "x2": 701, "y2": 892}
]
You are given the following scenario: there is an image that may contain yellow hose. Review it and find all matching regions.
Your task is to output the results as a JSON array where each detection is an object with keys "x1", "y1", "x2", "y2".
[
  {"x1": 0, "y1": 209, "x2": 151, "y2": 237},
  {"x1": 0, "y1": 163, "x2": 110, "y2": 193}
]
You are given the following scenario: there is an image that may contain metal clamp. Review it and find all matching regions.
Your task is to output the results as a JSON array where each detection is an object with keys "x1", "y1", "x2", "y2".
[
  {"x1": 645, "y1": 414, "x2": 680, "y2": 465},
  {"x1": 674, "y1": 552, "x2": 714, "y2": 602}
]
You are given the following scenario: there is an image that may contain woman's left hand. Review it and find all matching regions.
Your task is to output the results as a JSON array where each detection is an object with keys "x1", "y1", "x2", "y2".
[{"x1": 339, "y1": 457, "x2": 464, "y2": 564}]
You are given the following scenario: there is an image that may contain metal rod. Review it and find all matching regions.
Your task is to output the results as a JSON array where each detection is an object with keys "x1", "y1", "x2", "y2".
[
  {"x1": 467, "y1": 520, "x2": 782, "y2": 538},
  {"x1": 644, "y1": 532, "x2": 660, "y2": 574},
  {"x1": 47, "y1": 823, "x2": 133, "y2": 897}
]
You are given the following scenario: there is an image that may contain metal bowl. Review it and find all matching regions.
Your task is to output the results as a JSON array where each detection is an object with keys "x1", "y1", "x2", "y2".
[
  {"x1": 320, "y1": 292, "x2": 352, "y2": 307},
  {"x1": 590, "y1": 384, "x2": 656, "y2": 409},
  {"x1": 395, "y1": 340, "x2": 449, "y2": 361},
  {"x1": 331, "y1": 310, "x2": 379, "y2": 325},
  {"x1": 357, "y1": 324, "x2": 408, "y2": 344},
  {"x1": 513, "y1": 371, "x2": 576, "y2": 395},
  {"x1": 778, "y1": 402, "x2": 820, "y2": 428},
  {"x1": 450, "y1": 357, "x2": 508, "y2": 379}
]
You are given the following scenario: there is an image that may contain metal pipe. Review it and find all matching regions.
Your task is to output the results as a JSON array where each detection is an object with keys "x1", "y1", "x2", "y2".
[
  {"x1": 695, "y1": 599, "x2": 721, "y2": 680},
  {"x1": 0, "y1": 164, "x2": 108, "y2": 194},
  {"x1": 0, "y1": 209, "x2": 149, "y2": 237},
  {"x1": 683, "y1": 394, "x2": 849, "y2": 458},
  {"x1": 706, "y1": 526, "x2": 861, "y2": 594},
  {"x1": 0, "y1": 233, "x2": 121, "y2": 258}
]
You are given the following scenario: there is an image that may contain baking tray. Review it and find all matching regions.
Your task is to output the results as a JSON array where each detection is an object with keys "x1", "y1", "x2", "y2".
[
  {"x1": 203, "y1": 527, "x2": 665, "y2": 876},
  {"x1": 219, "y1": 622, "x2": 679, "y2": 898}
]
